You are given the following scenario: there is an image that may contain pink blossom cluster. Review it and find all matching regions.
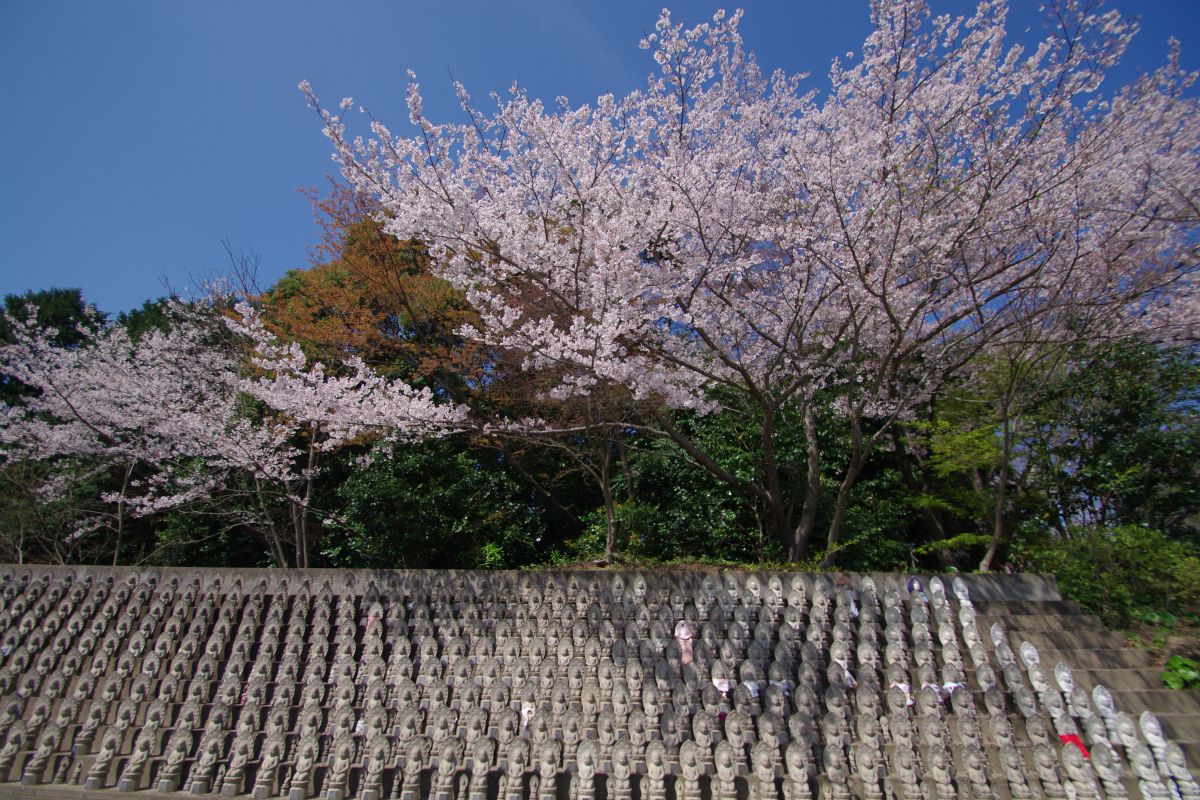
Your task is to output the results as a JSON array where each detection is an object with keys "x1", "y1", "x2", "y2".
[
  {"x1": 0, "y1": 303, "x2": 467, "y2": 549},
  {"x1": 0, "y1": 307, "x2": 291, "y2": 518},
  {"x1": 302, "y1": 0, "x2": 1198, "y2": 424}
]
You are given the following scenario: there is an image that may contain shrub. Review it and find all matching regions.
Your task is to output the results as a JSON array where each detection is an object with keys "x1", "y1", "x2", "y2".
[
  {"x1": 1012, "y1": 525, "x2": 1200, "y2": 628},
  {"x1": 1162, "y1": 656, "x2": 1200, "y2": 690}
]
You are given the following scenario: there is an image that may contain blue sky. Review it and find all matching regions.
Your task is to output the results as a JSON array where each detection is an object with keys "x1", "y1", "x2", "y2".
[{"x1": 1, "y1": 0, "x2": 1197, "y2": 314}]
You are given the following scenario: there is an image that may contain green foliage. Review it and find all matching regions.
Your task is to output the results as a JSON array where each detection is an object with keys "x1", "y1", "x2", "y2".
[
  {"x1": 116, "y1": 298, "x2": 175, "y2": 341},
  {"x1": 0, "y1": 288, "x2": 105, "y2": 404},
  {"x1": 0, "y1": 461, "x2": 100, "y2": 564},
  {"x1": 911, "y1": 533, "x2": 992, "y2": 559},
  {"x1": 476, "y1": 541, "x2": 505, "y2": 570},
  {"x1": 621, "y1": 424, "x2": 775, "y2": 563},
  {"x1": 831, "y1": 469, "x2": 914, "y2": 570},
  {"x1": 1012, "y1": 525, "x2": 1200, "y2": 628},
  {"x1": 322, "y1": 439, "x2": 547, "y2": 569},
  {"x1": 555, "y1": 500, "x2": 725, "y2": 564},
  {"x1": 924, "y1": 421, "x2": 1001, "y2": 479},
  {"x1": 2, "y1": 277, "x2": 1195, "y2": 595},
  {"x1": 147, "y1": 510, "x2": 272, "y2": 568},
  {"x1": 1162, "y1": 656, "x2": 1200, "y2": 690},
  {"x1": 1020, "y1": 342, "x2": 1200, "y2": 541},
  {"x1": 0, "y1": 287, "x2": 103, "y2": 347}
]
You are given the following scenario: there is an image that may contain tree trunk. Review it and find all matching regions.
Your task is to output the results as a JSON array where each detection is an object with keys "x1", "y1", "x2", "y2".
[
  {"x1": 760, "y1": 404, "x2": 793, "y2": 560},
  {"x1": 820, "y1": 413, "x2": 867, "y2": 567},
  {"x1": 790, "y1": 404, "x2": 821, "y2": 561},
  {"x1": 112, "y1": 459, "x2": 135, "y2": 567},
  {"x1": 297, "y1": 436, "x2": 318, "y2": 570},
  {"x1": 254, "y1": 476, "x2": 288, "y2": 568},
  {"x1": 819, "y1": 462, "x2": 860, "y2": 568},
  {"x1": 599, "y1": 437, "x2": 618, "y2": 563},
  {"x1": 618, "y1": 438, "x2": 636, "y2": 503},
  {"x1": 287, "y1": 496, "x2": 303, "y2": 568},
  {"x1": 979, "y1": 415, "x2": 1014, "y2": 572},
  {"x1": 601, "y1": 479, "x2": 618, "y2": 563}
]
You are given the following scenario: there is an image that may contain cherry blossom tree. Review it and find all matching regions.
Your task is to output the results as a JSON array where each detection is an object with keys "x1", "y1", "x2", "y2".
[
  {"x1": 304, "y1": 0, "x2": 1199, "y2": 563},
  {"x1": 228, "y1": 302, "x2": 469, "y2": 567},
  {"x1": 787, "y1": 0, "x2": 1200, "y2": 563},
  {"x1": 0, "y1": 302, "x2": 465, "y2": 567}
]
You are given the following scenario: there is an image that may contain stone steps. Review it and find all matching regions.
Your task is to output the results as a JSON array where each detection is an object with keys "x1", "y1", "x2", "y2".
[
  {"x1": 979, "y1": 612, "x2": 1107, "y2": 633},
  {"x1": 1160, "y1": 713, "x2": 1200, "y2": 742},
  {"x1": 1102, "y1": 688, "x2": 1200, "y2": 716},
  {"x1": 975, "y1": 599, "x2": 1088, "y2": 617},
  {"x1": 980, "y1": 590, "x2": 1200, "y2": 770},
  {"x1": 1020, "y1": 645, "x2": 1152, "y2": 671},
  {"x1": 1002, "y1": 629, "x2": 1132, "y2": 652}
]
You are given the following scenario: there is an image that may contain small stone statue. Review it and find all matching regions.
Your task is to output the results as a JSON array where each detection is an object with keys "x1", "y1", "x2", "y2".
[
  {"x1": 961, "y1": 747, "x2": 994, "y2": 800},
  {"x1": 574, "y1": 740, "x2": 597, "y2": 800},
  {"x1": 115, "y1": 727, "x2": 156, "y2": 792},
  {"x1": 855, "y1": 742, "x2": 885, "y2": 800},
  {"x1": 21, "y1": 722, "x2": 62, "y2": 786},
  {"x1": 820, "y1": 745, "x2": 852, "y2": 800},
  {"x1": 608, "y1": 740, "x2": 634, "y2": 800},
  {"x1": 1140, "y1": 711, "x2": 1170, "y2": 766},
  {"x1": 188, "y1": 734, "x2": 225, "y2": 794},
  {"x1": 714, "y1": 740, "x2": 739, "y2": 800},
  {"x1": 432, "y1": 739, "x2": 460, "y2": 800},
  {"x1": 74, "y1": 703, "x2": 105, "y2": 754},
  {"x1": 253, "y1": 737, "x2": 285, "y2": 800},
  {"x1": 157, "y1": 731, "x2": 192, "y2": 793},
  {"x1": 529, "y1": 740, "x2": 556, "y2": 800},
  {"x1": 288, "y1": 739, "x2": 319, "y2": 800},
  {"x1": 643, "y1": 740, "x2": 669, "y2": 800},
  {"x1": 83, "y1": 726, "x2": 122, "y2": 791},
  {"x1": 467, "y1": 738, "x2": 494, "y2": 800},
  {"x1": 678, "y1": 740, "x2": 704, "y2": 800},
  {"x1": 750, "y1": 740, "x2": 778, "y2": 800},
  {"x1": 1092, "y1": 684, "x2": 1122, "y2": 745},
  {"x1": 359, "y1": 734, "x2": 390, "y2": 800},
  {"x1": 998, "y1": 745, "x2": 1036, "y2": 800},
  {"x1": 1088, "y1": 741, "x2": 1128, "y2": 799},
  {"x1": 1164, "y1": 742, "x2": 1200, "y2": 800},
  {"x1": 1130, "y1": 743, "x2": 1172, "y2": 800},
  {"x1": 784, "y1": 741, "x2": 813, "y2": 800},
  {"x1": 326, "y1": 735, "x2": 356, "y2": 800},
  {"x1": 926, "y1": 747, "x2": 958, "y2": 800},
  {"x1": 396, "y1": 736, "x2": 429, "y2": 800},
  {"x1": 1032, "y1": 744, "x2": 1068, "y2": 800}
]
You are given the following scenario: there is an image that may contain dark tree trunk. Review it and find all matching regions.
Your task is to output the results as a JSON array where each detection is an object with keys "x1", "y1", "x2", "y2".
[
  {"x1": 980, "y1": 415, "x2": 1014, "y2": 572},
  {"x1": 790, "y1": 404, "x2": 821, "y2": 561}
]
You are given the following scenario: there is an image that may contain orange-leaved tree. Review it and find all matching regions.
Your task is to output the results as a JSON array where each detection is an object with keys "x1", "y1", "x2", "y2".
[{"x1": 262, "y1": 182, "x2": 487, "y2": 399}]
